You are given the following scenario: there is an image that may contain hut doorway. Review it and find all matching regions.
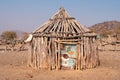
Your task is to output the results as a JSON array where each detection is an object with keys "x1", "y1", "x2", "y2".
[{"x1": 60, "y1": 44, "x2": 77, "y2": 69}]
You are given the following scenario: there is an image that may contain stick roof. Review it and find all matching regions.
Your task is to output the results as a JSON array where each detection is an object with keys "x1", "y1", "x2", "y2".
[{"x1": 33, "y1": 7, "x2": 92, "y2": 36}]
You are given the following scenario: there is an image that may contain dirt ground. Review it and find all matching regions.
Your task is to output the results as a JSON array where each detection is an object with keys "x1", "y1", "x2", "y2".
[{"x1": 0, "y1": 50, "x2": 120, "y2": 80}]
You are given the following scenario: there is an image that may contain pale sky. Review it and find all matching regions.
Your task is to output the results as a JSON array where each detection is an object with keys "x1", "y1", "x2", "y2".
[{"x1": 0, "y1": 0, "x2": 120, "y2": 34}]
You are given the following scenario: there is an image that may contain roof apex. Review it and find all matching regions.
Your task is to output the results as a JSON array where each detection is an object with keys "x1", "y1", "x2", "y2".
[{"x1": 59, "y1": 7, "x2": 65, "y2": 11}]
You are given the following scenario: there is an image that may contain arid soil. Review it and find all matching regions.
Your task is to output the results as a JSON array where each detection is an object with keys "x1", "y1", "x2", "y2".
[{"x1": 0, "y1": 50, "x2": 120, "y2": 80}]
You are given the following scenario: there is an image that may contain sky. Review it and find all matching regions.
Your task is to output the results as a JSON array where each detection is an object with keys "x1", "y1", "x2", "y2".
[{"x1": 0, "y1": 0, "x2": 120, "y2": 33}]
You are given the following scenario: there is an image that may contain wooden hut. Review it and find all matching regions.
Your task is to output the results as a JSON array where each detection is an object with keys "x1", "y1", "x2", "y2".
[{"x1": 27, "y1": 7, "x2": 100, "y2": 70}]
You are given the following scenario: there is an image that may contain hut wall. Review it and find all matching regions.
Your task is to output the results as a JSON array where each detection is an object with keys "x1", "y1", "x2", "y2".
[{"x1": 28, "y1": 36, "x2": 100, "y2": 70}]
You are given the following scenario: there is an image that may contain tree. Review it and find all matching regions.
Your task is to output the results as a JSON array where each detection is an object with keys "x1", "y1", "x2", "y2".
[
  {"x1": 1, "y1": 31, "x2": 17, "y2": 41},
  {"x1": 21, "y1": 32, "x2": 29, "y2": 41}
]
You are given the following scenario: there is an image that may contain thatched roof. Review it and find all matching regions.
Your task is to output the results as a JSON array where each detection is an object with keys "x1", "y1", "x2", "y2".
[{"x1": 33, "y1": 7, "x2": 95, "y2": 37}]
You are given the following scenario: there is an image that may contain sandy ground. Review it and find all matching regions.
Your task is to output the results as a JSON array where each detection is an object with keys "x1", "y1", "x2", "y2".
[{"x1": 0, "y1": 50, "x2": 120, "y2": 80}]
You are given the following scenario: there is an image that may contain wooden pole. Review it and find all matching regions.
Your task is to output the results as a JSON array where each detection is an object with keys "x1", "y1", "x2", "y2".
[
  {"x1": 57, "y1": 43, "x2": 61, "y2": 70},
  {"x1": 77, "y1": 43, "x2": 81, "y2": 70}
]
